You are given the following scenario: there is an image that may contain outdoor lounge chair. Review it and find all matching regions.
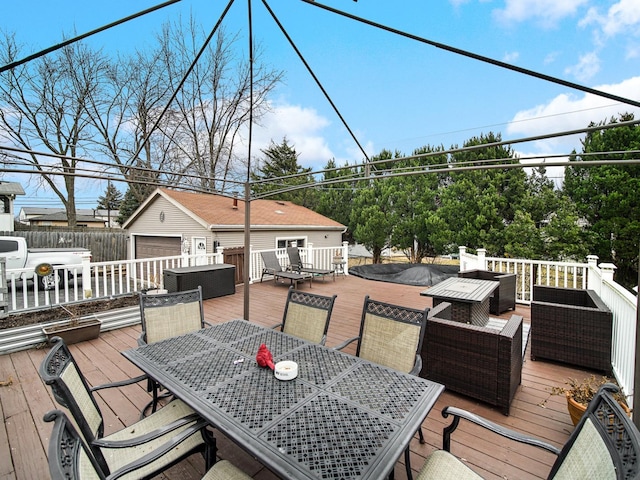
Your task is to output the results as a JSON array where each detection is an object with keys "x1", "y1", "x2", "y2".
[
  {"x1": 44, "y1": 409, "x2": 251, "y2": 480},
  {"x1": 139, "y1": 286, "x2": 210, "y2": 415},
  {"x1": 421, "y1": 302, "x2": 523, "y2": 415},
  {"x1": 260, "y1": 250, "x2": 312, "y2": 287},
  {"x1": 272, "y1": 287, "x2": 337, "y2": 344},
  {"x1": 416, "y1": 383, "x2": 640, "y2": 480},
  {"x1": 287, "y1": 246, "x2": 334, "y2": 281},
  {"x1": 335, "y1": 296, "x2": 429, "y2": 478},
  {"x1": 531, "y1": 285, "x2": 613, "y2": 373},
  {"x1": 39, "y1": 336, "x2": 216, "y2": 478}
]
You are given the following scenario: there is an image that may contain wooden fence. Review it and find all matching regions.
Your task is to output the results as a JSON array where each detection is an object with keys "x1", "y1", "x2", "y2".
[{"x1": 0, "y1": 230, "x2": 128, "y2": 263}]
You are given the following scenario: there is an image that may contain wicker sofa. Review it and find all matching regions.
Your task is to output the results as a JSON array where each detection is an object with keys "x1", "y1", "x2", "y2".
[
  {"x1": 420, "y1": 302, "x2": 523, "y2": 415},
  {"x1": 458, "y1": 269, "x2": 517, "y2": 315},
  {"x1": 530, "y1": 285, "x2": 613, "y2": 373}
]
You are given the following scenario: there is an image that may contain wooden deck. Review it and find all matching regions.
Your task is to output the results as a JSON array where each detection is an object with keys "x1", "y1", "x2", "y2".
[{"x1": 0, "y1": 274, "x2": 600, "y2": 480}]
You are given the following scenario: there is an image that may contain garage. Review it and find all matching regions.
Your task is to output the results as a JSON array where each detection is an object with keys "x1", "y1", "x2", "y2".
[{"x1": 135, "y1": 235, "x2": 181, "y2": 259}]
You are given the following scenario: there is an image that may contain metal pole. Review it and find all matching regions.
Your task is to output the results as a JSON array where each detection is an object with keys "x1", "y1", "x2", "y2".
[
  {"x1": 243, "y1": 182, "x2": 251, "y2": 320},
  {"x1": 634, "y1": 251, "x2": 640, "y2": 428}
]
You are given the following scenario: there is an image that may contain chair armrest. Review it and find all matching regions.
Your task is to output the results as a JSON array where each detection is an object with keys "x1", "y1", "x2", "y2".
[
  {"x1": 441, "y1": 406, "x2": 561, "y2": 455},
  {"x1": 104, "y1": 419, "x2": 209, "y2": 479},
  {"x1": 90, "y1": 374, "x2": 149, "y2": 392},
  {"x1": 334, "y1": 336, "x2": 359, "y2": 351},
  {"x1": 410, "y1": 355, "x2": 422, "y2": 376},
  {"x1": 92, "y1": 413, "x2": 201, "y2": 448}
]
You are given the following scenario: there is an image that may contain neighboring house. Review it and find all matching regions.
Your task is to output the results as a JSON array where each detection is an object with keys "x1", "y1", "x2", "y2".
[
  {"x1": 18, "y1": 207, "x2": 120, "y2": 228},
  {"x1": 0, "y1": 182, "x2": 25, "y2": 231},
  {"x1": 122, "y1": 188, "x2": 346, "y2": 259},
  {"x1": 27, "y1": 212, "x2": 107, "y2": 228}
]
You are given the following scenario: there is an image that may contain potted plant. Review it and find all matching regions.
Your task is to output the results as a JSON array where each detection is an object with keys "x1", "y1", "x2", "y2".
[
  {"x1": 42, "y1": 304, "x2": 101, "y2": 345},
  {"x1": 551, "y1": 375, "x2": 630, "y2": 426}
]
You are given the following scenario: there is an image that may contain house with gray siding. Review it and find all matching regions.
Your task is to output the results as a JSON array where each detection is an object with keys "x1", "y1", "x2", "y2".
[{"x1": 122, "y1": 188, "x2": 346, "y2": 260}]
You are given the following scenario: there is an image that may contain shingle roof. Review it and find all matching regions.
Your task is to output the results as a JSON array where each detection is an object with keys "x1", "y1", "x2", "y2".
[{"x1": 158, "y1": 189, "x2": 344, "y2": 229}]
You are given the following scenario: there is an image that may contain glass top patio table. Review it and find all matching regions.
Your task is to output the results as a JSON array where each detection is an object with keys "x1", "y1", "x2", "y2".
[{"x1": 122, "y1": 319, "x2": 444, "y2": 480}]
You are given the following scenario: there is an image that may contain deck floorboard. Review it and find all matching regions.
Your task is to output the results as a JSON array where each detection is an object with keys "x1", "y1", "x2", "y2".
[{"x1": 1, "y1": 274, "x2": 601, "y2": 479}]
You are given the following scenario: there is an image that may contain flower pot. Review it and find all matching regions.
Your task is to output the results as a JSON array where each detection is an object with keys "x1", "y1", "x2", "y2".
[
  {"x1": 566, "y1": 393, "x2": 587, "y2": 426},
  {"x1": 566, "y1": 392, "x2": 631, "y2": 426},
  {"x1": 42, "y1": 318, "x2": 101, "y2": 345}
]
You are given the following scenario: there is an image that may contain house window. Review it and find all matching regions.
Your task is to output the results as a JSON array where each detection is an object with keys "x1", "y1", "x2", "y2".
[{"x1": 276, "y1": 238, "x2": 306, "y2": 249}]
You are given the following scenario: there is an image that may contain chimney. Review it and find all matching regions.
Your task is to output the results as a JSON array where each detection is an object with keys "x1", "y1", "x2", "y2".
[{"x1": 232, "y1": 196, "x2": 238, "y2": 209}]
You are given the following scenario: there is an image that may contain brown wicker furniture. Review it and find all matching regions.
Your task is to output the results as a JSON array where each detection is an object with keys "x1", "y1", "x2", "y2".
[
  {"x1": 531, "y1": 285, "x2": 613, "y2": 373},
  {"x1": 421, "y1": 277, "x2": 499, "y2": 326},
  {"x1": 272, "y1": 287, "x2": 337, "y2": 345},
  {"x1": 417, "y1": 383, "x2": 640, "y2": 479},
  {"x1": 458, "y1": 269, "x2": 516, "y2": 315},
  {"x1": 421, "y1": 302, "x2": 523, "y2": 415}
]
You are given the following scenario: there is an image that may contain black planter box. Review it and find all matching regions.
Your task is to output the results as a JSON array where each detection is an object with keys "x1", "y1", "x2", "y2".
[{"x1": 163, "y1": 264, "x2": 236, "y2": 299}]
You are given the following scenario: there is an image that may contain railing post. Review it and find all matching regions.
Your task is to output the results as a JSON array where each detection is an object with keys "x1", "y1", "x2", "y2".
[
  {"x1": 458, "y1": 246, "x2": 467, "y2": 272},
  {"x1": 216, "y1": 246, "x2": 224, "y2": 265},
  {"x1": 342, "y1": 241, "x2": 349, "y2": 276},
  {"x1": 586, "y1": 255, "x2": 601, "y2": 291},
  {"x1": 477, "y1": 248, "x2": 487, "y2": 270},
  {"x1": 81, "y1": 252, "x2": 92, "y2": 299}
]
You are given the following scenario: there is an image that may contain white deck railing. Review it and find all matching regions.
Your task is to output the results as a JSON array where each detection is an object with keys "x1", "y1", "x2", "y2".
[{"x1": 460, "y1": 246, "x2": 638, "y2": 403}]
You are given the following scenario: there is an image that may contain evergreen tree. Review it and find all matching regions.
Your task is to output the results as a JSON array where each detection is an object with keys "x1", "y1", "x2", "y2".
[
  {"x1": 250, "y1": 138, "x2": 316, "y2": 207},
  {"x1": 97, "y1": 182, "x2": 123, "y2": 211}
]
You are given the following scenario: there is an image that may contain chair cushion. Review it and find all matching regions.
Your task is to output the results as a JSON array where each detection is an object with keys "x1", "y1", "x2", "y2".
[
  {"x1": 203, "y1": 459, "x2": 252, "y2": 480},
  {"x1": 101, "y1": 399, "x2": 204, "y2": 478},
  {"x1": 284, "y1": 302, "x2": 327, "y2": 344},
  {"x1": 145, "y1": 302, "x2": 202, "y2": 344},
  {"x1": 417, "y1": 450, "x2": 483, "y2": 480},
  {"x1": 360, "y1": 314, "x2": 420, "y2": 374},
  {"x1": 551, "y1": 418, "x2": 616, "y2": 480}
]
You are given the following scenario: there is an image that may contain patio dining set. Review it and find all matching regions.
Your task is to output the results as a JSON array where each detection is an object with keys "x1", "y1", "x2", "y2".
[{"x1": 38, "y1": 269, "x2": 640, "y2": 479}]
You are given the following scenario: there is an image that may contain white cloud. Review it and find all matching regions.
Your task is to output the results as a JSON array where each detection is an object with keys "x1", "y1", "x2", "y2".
[
  {"x1": 580, "y1": 0, "x2": 640, "y2": 38},
  {"x1": 494, "y1": 0, "x2": 588, "y2": 27},
  {"x1": 506, "y1": 76, "x2": 640, "y2": 153},
  {"x1": 564, "y1": 51, "x2": 601, "y2": 82},
  {"x1": 251, "y1": 103, "x2": 335, "y2": 170},
  {"x1": 503, "y1": 51, "x2": 520, "y2": 63}
]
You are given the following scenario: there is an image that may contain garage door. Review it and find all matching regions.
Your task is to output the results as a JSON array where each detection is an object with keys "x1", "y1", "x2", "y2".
[{"x1": 135, "y1": 236, "x2": 181, "y2": 259}]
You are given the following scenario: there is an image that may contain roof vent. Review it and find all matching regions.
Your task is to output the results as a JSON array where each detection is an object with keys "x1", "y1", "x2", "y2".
[{"x1": 275, "y1": 201, "x2": 286, "y2": 205}]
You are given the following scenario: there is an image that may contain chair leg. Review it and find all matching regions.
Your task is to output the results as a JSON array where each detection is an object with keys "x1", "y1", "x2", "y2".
[
  {"x1": 405, "y1": 446, "x2": 413, "y2": 480},
  {"x1": 418, "y1": 426, "x2": 425, "y2": 444},
  {"x1": 202, "y1": 427, "x2": 217, "y2": 470}
]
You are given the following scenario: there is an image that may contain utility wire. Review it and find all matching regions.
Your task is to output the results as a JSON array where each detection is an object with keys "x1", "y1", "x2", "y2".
[
  {"x1": 0, "y1": 0, "x2": 181, "y2": 73},
  {"x1": 302, "y1": 0, "x2": 640, "y2": 110}
]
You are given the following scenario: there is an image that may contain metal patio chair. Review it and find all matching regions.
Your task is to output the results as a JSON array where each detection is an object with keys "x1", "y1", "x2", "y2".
[
  {"x1": 287, "y1": 246, "x2": 334, "y2": 281},
  {"x1": 39, "y1": 337, "x2": 216, "y2": 478},
  {"x1": 139, "y1": 287, "x2": 211, "y2": 415},
  {"x1": 259, "y1": 250, "x2": 312, "y2": 287},
  {"x1": 417, "y1": 383, "x2": 640, "y2": 480},
  {"x1": 335, "y1": 296, "x2": 429, "y2": 478},
  {"x1": 45, "y1": 409, "x2": 251, "y2": 480},
  {"x1": 272, "y1": 287, "x2": 337, "y2": 345}
]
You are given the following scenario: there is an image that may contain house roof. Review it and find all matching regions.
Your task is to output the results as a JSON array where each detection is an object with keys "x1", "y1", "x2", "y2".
[
  {"x1": 30, "y1": 212, "x2": 107, "y2": 223},
  {"x1": 124, "y1": 188, "x2": 345, "y2": 231},
  {"x1": 20, "y1": 207, "x2": 118, "y2": 217},
  {"x1": 0, "y1": 182, "x2": 25, "y2": 196}
]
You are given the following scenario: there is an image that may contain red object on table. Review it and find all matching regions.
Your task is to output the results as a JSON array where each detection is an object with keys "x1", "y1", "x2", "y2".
[{"x1": 256, "y1": 343, "x2": 275, "y2": 370}]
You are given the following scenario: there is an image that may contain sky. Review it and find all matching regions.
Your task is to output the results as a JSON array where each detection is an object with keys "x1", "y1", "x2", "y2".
[{"x1": 2, "y1": 0, "x2": 640, "y2": 212}]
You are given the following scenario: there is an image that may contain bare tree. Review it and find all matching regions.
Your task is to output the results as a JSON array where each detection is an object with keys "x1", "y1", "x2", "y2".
[
  {"x1": 154, "y1": 17, "x2": 283, "y2": 192},
  {"x1": 0, "y1": 32, "x2": 107, "y2": 226}
]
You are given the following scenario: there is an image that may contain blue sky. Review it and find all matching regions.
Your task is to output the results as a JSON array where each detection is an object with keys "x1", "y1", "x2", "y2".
[{"x1": 2, "y1": 0, "x2": 640, "y2": 211}]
